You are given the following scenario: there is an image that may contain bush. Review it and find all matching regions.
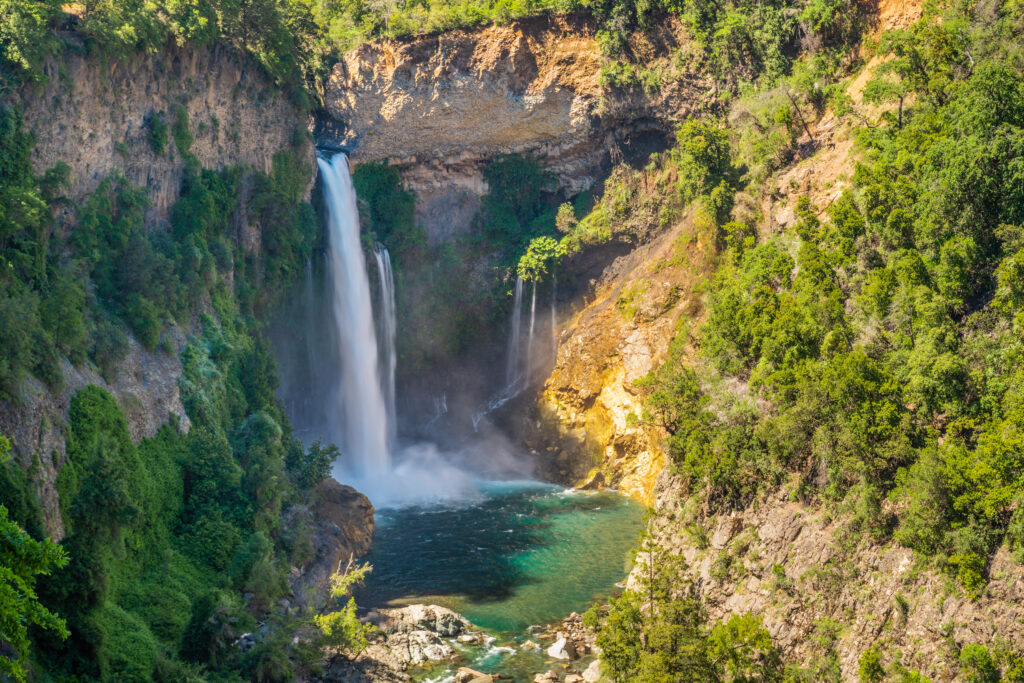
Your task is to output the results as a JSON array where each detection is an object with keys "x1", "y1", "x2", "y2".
[{"x1": 146, "y1": 113, "x2": 168, "y2": 155}]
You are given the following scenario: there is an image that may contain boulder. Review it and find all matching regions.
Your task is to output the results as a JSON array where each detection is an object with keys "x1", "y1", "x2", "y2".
[
  {"x1": 289, "y1": 479, "x2": 374, "y2": 607},
  {"x1": 534, "y1": 672, "x2": 559, "y2": 683},
  {"x1": 386, "y1": 630, "x2": 453, "y2": 665},
  {"x1": 546, "y1": 633, "x2": 577, "y2": 660},
  {"x1": 566, "y1": 675, "x2": 585, "y2": 683},
  {"x1": 377, "y1": 604, "x2": 471, "y2": 637},
  {"x1": 582, "y1": 659, "x2": 601, "y2": 682},
  {"x1": 455, "y1": 667, "x2": 493, "y2": 683}
]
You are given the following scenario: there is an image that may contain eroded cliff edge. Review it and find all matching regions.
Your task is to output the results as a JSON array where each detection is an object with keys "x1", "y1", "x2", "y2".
[{"x1": 323, "y1": 14, "x2": 711, "y2": 242}]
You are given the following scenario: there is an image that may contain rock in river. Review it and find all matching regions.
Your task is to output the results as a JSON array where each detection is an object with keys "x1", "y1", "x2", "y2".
[{"x1": 546, "y1": 633, "x2": 577, "y2": 660}]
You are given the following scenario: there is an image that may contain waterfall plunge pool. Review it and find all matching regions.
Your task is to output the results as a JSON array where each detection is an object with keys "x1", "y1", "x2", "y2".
[{"x1": 354, "y1": 482, "x2": 643, "y2": 680}]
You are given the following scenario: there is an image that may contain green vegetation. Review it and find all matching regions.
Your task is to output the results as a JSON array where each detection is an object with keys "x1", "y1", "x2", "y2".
[
  {"x1": 0, "y1": 97, "x2": 315, "y2": 400},
  {"x1": 559, "y1": 2, "x2": 1024, "y2": 678},
  {"x1": 0, "y1": 436, "x2": 69, "y2": 683},
  {"x1": 594, "y1": 538, "x2": 784, "y2": 681},
  {"x1": 28, "y1": 320, "x2": 357, "y2": 680},
  {"x1": 628, "y1": 3, "x2": 1024, "y2": 600},
  {"x1": 0, "y1": 80, "x2": 354, "y2": 679},
  {"x1": 352, "y1": 161, "x2": 423, "y2": 263}
]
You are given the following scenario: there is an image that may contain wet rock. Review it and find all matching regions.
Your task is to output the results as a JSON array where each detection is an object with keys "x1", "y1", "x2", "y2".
[
  {"x1": 565, "y1": 675, "x2": 585, "y2": 683},
  {"x1": 534, "y1": 671, "x2": 559, "y2": 683},
  {"x1": 546, "y1": 633, "x2": 577, "y2": 660},
  {"x1": 377, "y1": 629, "x2": 453, "y2": 665},
  {"x1": 377, "y1": 604, "x2": 471, "y2": 637},
  {"x1": 521, "y1": 639, "x2": 538, "y2": 649},
  {"x1": 582, "y1": 660, "x2": 601, "y2": 682},
  {"x1": 455, "y1": 667, "x2": 493, "y2": 683}
]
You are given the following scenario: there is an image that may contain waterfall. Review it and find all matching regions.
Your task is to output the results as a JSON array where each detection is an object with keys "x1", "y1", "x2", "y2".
[
  {"x1": 373, "y1": 244, "x2": 398, "y2": 449},
  {"x1": 525, "y1": 279, "x2": 537, "y2": 387},
  {"x1": 551, "y1": 274, "x2": 557, "y2": 360},
  {"x1": 317, "y1": 153, "x2": 391, "y2": 477},
  {"x1": 505, "y1": 276, "x2": 524, "y2": 388}
]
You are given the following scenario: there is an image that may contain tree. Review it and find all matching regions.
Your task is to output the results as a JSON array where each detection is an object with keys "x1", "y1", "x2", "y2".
[
  {"x1": 517, "y1": 236, "x2": 567, "y2": 281},
  {"x1": 0, "y1": 435, "x2": 69, "y2": 682},
  {"x1": 313, "y1": 557, "x2": 374, "y2": 655}
]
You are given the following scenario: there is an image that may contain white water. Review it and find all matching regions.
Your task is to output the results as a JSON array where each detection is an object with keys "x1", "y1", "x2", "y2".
[
  {"x1": 505, "y1": 276, "x2": 524, "y2": 388},
  {"x1": 525, "y1": 279, "x2": 537, "y2": 385},
  {"x1": 317, "y1": 152, "x2": 531, "y2": 507},
  {"x1": 318, "y1": 154, "x2": 391, "y2": 477},
  {"x1": 551, "y1": 274, "x2": 558, "y2": 358},
  {"x1": 373, "y1": 244, "x2": 398, "y2": 450}
]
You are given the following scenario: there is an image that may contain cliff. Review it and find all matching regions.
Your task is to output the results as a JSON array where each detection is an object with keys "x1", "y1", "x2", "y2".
[
  {"x1": 3, "y1": 41, "x2": 316, "y2": 539},
  {"x1": 525, "y1": 207, "x2": 716, "y2": 505},
  {"x1": 14, "y1": 40, "x2": 313, "y2": 224},
  {"x1": 634, "y1": 470, "x2": 1024, "y2": 681},
  {"x1": 323, "y1": 14, "x2": 711, "y2": 242}
]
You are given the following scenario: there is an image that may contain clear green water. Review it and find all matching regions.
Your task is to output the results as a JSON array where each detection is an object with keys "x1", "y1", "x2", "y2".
[{"x1": 356, "y1": 482, "x2": 644, "y2": 679}]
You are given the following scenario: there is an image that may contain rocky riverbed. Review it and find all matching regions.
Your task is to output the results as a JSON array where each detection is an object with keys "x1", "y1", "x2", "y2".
[{"x1": 314, "y1": 604, "x2": 608, "y2": 683}]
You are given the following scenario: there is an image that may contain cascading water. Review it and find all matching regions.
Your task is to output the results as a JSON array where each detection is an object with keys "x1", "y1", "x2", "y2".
[
  {"x1": 505, "y1": 276, "x2": 524, "y2": 388},
  {"x1": 373, "y1": 244, "x2": 398, "y2": 448},
  {"x1": 551, "y1": 275, "x2": 558, "y2": 360},
  {"x1": 317, "y1": 153, "x2": 391, "y2": 477},
  {"x1": 525, "y1": 279, "x2": 537, "y2": 385}
]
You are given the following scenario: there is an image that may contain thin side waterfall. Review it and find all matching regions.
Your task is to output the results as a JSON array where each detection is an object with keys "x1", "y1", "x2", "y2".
[
  {"x1": 505, "y1": 276, "x2": 524, "y2": 388},
  {"x1": 301, "y1": 258, "x2": 317, "y2": 423},
  {"x1": 551, "y1": 274, "x2": 557, "y2": 359},
  {"x1": 525, "y1": 279, "x2": 537, "y2": 386},
  {"x1": 317, "y1": 153, "x2": 391, "y2": 477},
  {"x1": 373, "y1": 244, "x2": 398, "y2": 449}
]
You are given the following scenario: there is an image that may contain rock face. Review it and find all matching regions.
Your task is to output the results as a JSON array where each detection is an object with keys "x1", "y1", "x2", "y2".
[
  {"x1": 523, "y1": 208, "x2": 715, "y2": 505},
  {"x1": 0, "y1": 328, "x2": 190, "y2": 539},
  {"x1": 324, "y1": 14, "x2": 710, "y2": 242},
  {"x1": 290, "y1": 479, "x2": 375, "y2": 607},
  {"x1": 15, "y1": 41, "x2": 312, "y2": 223},
  {"x1": 636, "y1": 470, "x2": 1024, "y2": 681}
]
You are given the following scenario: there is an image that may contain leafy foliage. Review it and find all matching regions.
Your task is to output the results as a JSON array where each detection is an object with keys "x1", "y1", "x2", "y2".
[
  {"x1": 634, "y1": 4, "x2": 1024, "y2": 600},
  {"x1": 596, "y1": 537, "x2": 783, "y2": 682},
  {"x1": 0, "y1": 436, "x2": 69, "y2": 683}
]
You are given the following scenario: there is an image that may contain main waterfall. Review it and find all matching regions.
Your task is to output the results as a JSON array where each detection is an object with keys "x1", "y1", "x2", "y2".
[
  {"x1": 318, "y1": 153, "x2": 391, "y2": 477},
  {"x1": 278, "y1": 151, "x2": 534, "y2": 505}
]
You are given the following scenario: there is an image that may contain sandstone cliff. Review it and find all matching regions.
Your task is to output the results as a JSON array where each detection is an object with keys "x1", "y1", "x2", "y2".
[
  {"x1": 15, "y1": 40, "x2": 313, "y2": 224},
  {"x1": 323, "y1": 14, "x2": 711, "y2": 242},
  {"x1": 525, "y1": 208, "x2": 715, "y2": 505}
]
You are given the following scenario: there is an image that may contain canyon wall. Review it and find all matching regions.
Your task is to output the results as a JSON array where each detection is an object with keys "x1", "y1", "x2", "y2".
[
  {"x1": 2, "y1": 42, "x2": 315, "y2": 539},
  {"x1": 15, "y1": 40, "x2": 313, "y2": 224},
  {"x1": 323, "y1": 14, "x2": 711, "y2": 242}
]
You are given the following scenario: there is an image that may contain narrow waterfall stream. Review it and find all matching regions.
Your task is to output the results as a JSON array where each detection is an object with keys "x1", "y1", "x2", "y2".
[
  {"x1": 277, "y1": 152, "x2": 642, "y2": 681},
  {"x1": 372, "y1": 243, "x2": 398, "y2": 448}
]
